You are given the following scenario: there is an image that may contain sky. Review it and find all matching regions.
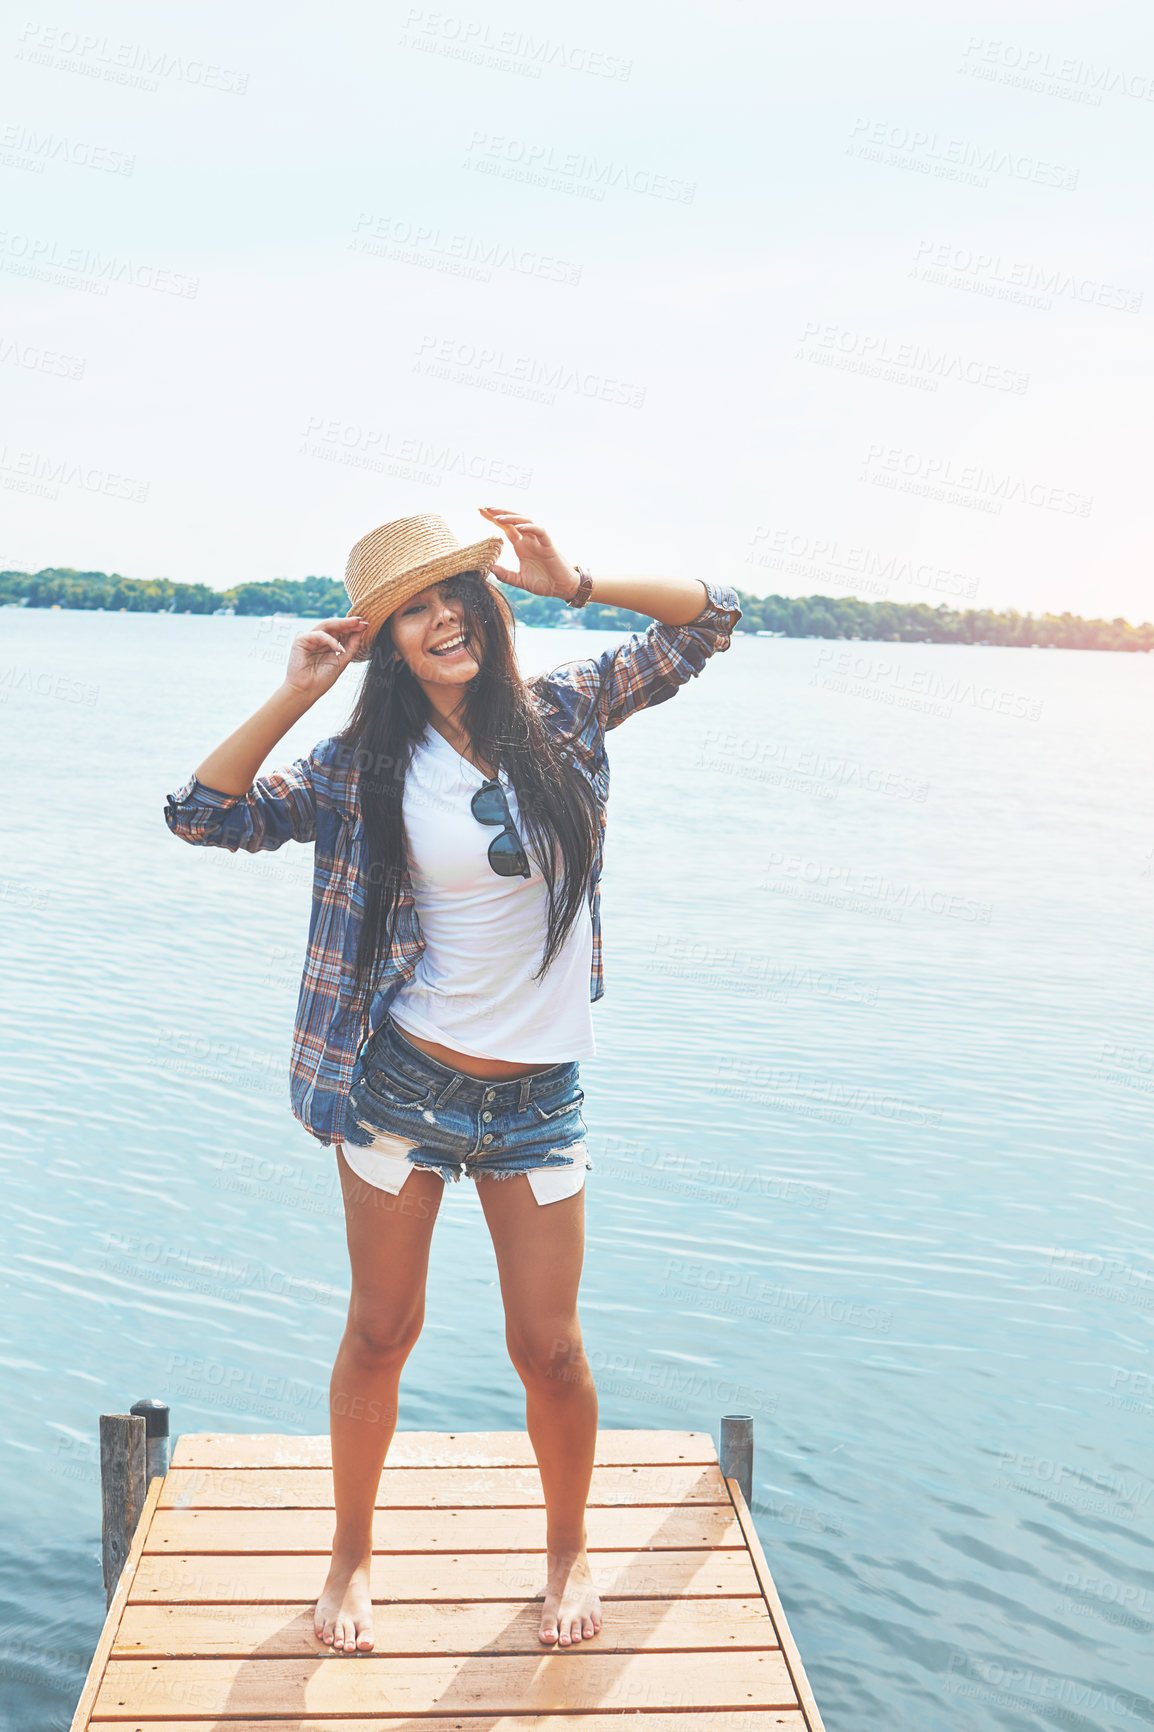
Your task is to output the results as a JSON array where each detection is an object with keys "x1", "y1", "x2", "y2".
[{"x1": 2, "y1": 0, "x2": 1152, "y2": 621}]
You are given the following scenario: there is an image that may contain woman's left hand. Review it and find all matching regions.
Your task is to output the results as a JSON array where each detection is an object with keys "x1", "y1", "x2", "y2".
[{"x1": 478, "y1": 507, "x2": 581, "y2": 601}]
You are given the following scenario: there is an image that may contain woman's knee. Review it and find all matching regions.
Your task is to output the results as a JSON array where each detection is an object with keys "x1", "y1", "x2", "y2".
[
  {"x1": 345, "y1": 1301, "x2": 425, "y2": 1365},
  {"x1": 508, "y1": 1317, "x2": 586, "y2": 1387}
]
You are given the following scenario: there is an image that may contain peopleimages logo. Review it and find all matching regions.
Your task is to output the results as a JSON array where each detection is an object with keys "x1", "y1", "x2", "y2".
[
  {"x1": 0, "y1": 335, "x2": 85, "y2": 379},
  {"x1": 0, "y1": 445, "x2": 148, "y2": 503},
  {"x1": 959, "y1": 36, "x2": 1154, "y2": 105},
  {"x1": 0, "y1": 229, "x2": 198, "y2": 297},
  {"x1": 810, "y1": 647, "x2": 1044, "y2": 722},
  {"x1": 15, "y1": 21, "x2": 248, "y2": 94},
  {"x1": 847, "y1": 116, "x2": 1079, "y2": 190},
  {"x1": 399, "y1": 9, "x2": 633, "y2": 81},
  {"x1": 761, "y1": 849, "x2": 995, "y2": 923},
  {"x1": 859, "y1": 444, "x2": 1093, "y2": 517},
  {"x1": 350, "y1": 211, "x2": 583, "y2": 288},
  {"x1": 794, "y1": 320, "x2": 1029, "y2": 395},
  {"x1": 0, "y1": 664, "x2": 99, "y2": 704},
  {"x1": 413, "y1": 333, "x2": 646, "y2": 409},
  {"x1": 910, "y1": 239, "x2": 1142, "y2": 313},
  {"x1": 0, "y1": 122, "x2": 135, "y2": 175},
  {"x1": 746, "y1": 526, "x2": 978, "y2": 599},
  {"x1": 464, "y1": 130, "x2": 695, "y2": 203},
  {"x1": 298, "y1": 415, "x2": 532, "y2": 489}
]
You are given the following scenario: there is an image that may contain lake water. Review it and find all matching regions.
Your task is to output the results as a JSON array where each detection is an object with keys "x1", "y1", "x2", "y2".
[{"x1": 2, "y1": 606, "x2": 1152, "y2": 1731}]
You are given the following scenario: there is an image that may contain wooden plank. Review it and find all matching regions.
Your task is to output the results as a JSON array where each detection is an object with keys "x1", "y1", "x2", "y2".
[
  {"x1": 68, "y1": 1473, "x2": 163, "y2": 1732},
  {"x1": 93, "y1": 1650, "x2": 797, "y2": 1717},
  {"x1": 114, "y1": 1595, "x2": 779, "y2": 1656},
  {"x1": 84, "y1": 1715, "x2": 810, "y2": 1731},
  {"x1": 726, "y1": 1475, "x2": 827, "y2": 1732},
  {"x1": 131, "y1": 1547, "x2": 762, "y2": 1602},
  {"x1": 160, "y1": 1460, "x2": 730, "y2": 1509},
  {"x1": 71, "y1": 1434, "x2": 821, "y2": 1732},
  {"x1": 171, "y1": 1429, "x2": 718, "y2": 1469},
  {"x1": 144, "y1": 1502, "x2": 742, "y2": 1555}
]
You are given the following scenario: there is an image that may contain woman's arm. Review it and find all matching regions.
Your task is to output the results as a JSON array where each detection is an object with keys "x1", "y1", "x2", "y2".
[
  {"x1": 478, "y1": 507, "x2": 741, "y2": 733},
  {"x1": 195, "y1": 614, "x2": 368, "y2": 796},
  {"x1": 478, "y1": 507, "x2": 708, "y2": 625},
  {"x1": 538, "y1": 578, "x2": 743, "y2": 738},
  {"x1": 566, "y1": 573, "x2": 708, "y2": 627},
  {"x1": 195, "y1": 682, "x2": 320, "y2": 797},
  {"x1": 165, "y1": 613, "x2": 368, "y2": 852}
]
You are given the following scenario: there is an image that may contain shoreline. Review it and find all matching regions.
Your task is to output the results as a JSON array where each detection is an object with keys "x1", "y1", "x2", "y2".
[{"x1": 3, "y1": 595, "x2": 1151, "y2": 652}]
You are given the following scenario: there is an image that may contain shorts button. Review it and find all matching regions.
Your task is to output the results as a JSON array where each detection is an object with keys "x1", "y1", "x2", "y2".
[
  {"x1": 484, "y1": 1089, "x2": 495, "y2": 1101},
  {"x1": 482, "y1": 1110, "x2": 492, "y2": 1121},
  {"x1": 482, "y1": 1133, "x2": 493, "y2": 1144}
]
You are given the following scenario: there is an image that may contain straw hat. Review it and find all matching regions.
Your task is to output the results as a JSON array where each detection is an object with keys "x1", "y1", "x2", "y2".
[{"x1": 343, "y1": 513, "x2": 505, "y2": 663}]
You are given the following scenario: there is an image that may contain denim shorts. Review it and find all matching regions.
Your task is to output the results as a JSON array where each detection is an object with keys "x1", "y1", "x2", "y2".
[{"x1": 339, "y1": 1015, "x2": 592, "y2": 1204}]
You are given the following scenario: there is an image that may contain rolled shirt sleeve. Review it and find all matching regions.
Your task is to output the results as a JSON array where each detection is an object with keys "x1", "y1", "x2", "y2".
[
  {"x1": 592, "y1": 578, "x2": 742, "y2": 731},
  {"x1": 163, "y1": 753, "x2": 318, "y2": 851}
]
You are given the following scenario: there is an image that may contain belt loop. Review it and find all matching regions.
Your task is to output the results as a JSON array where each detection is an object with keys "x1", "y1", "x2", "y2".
[
  {"x1": 519, "y1": 1078, "x2": 531, "y2": 1112},
  {"x1": 435, "y1": 1074, "x2": 463, "y2": 1108}
]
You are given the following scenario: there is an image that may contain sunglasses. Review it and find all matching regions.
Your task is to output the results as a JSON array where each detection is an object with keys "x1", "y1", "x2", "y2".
[{"x1": 471, "y1": 777, "x2": 531, "y2": 879}]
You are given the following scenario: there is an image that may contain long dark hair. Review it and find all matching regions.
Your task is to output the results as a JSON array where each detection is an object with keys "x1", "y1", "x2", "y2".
[{"x1": 335, "y1": 571, "x2": 599, "y2": 1023}]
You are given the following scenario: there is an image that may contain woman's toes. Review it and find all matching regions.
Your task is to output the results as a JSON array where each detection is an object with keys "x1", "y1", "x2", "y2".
[
  {"x1": 356, "y1": 1625, "x2": 374, "y2": 1651},
  {"x1": 319, "y1": 1618, "x2": 335, "y2": 1646},
  {"x1": 582, "y1": 1617, "x2": 595, "y2": 1638}
]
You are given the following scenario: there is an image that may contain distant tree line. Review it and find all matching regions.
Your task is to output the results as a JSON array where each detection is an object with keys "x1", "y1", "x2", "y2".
[
  {"x1": 731, "y1": 591, "x2": 1154, "y2": 652},
  {"x1": 0, "y1": 568, "x2": 341, "y2": 617},
  {"x1": 1, "y1": 566, "x2": 1150, "y2": 651}
]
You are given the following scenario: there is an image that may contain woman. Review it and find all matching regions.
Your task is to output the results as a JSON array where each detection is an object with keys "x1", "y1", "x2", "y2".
[{"x1": 164, "y1": 507, "x2": 741, "y2": 1658}]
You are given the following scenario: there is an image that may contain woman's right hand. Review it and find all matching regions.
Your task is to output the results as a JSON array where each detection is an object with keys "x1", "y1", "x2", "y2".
[{"x1": 284, "y1": 616, "x2": 370, "y2": 697}]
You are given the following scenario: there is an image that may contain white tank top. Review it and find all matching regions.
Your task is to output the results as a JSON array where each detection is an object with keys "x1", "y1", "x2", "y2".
[{"x1": 387, "y1": 724, "x2": 596, "y2": 1063}]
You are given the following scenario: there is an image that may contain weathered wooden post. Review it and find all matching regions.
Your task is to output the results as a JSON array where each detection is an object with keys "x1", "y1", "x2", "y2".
[
  {"x1": 100, "y1": 1414, "x2": 146, "y2": 1609},
  {"x1": 720, "y1": 1412, "x2": 754, "y2": 1505},
  {"x1": 100, "y1": 1399, "x2": 169, "y2": 1608}
]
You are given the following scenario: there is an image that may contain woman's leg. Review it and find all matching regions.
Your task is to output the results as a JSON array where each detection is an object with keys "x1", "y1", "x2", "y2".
[
  {"x1": 314, "y1": 1142, "x2": 446, "y2": 1653},
  {"x1": 476, "y1": 1176, "x2": 603, "y2": 1649}
]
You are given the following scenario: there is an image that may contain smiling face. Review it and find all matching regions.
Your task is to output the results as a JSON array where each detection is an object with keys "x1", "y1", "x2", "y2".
[{"x1": 388, "y1": 576, "x2": 482, "y2": 690}]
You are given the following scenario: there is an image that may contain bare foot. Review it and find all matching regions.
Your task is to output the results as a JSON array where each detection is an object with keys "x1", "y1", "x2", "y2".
[
  {"x1": 314, "y1": 1550, "x2": 375, "y2": 1653},
  {"x1": 538, "y1": 1544, "x2": 603, "y2": 1647}
]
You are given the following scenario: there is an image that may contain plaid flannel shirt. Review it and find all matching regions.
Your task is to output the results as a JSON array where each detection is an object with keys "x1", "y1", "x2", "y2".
[{"x1": 163, "y1": 579, "x2": 742, "y2": 1145}]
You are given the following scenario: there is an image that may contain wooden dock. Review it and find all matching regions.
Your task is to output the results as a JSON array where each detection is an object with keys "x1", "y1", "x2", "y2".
[{"x1": 70, "y1": 1426, "x2": 826, "y2": 1730}]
